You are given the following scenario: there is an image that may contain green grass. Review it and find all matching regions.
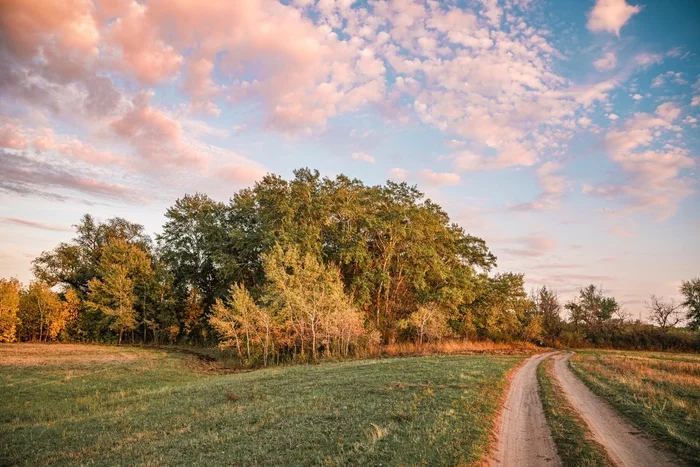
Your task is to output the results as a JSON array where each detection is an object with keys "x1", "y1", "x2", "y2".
[
  {"x1": 0, "y1": 344, "x2": 523, "y2": 466},
  {"x1": 536, "y1": 357, "x2": 612, "y2": 467},
  {"x1": 569, "y1": 350, "x2": 700, "y2": 466}
]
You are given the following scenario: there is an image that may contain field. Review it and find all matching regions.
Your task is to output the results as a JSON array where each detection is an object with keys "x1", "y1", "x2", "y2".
[
  {"x1": 569, "y1": 350, "x2": 700, "y2": 465},
  {"x1": 0, "y1": 344, "x2": 523, "y2": 466},
  {"x1": 537, "y1": 357, "x2": 611, "y2": 466}
]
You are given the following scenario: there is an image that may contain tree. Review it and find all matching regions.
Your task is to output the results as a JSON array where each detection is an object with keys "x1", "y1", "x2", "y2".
[
  {"x1": 0, "y1": 278, "x2": 21, "y2": 342},
  {"x1": 646, "y1": 295, "x2": 683, "y2": 330},
  {"x1": 157, "y1": 193, "x2": 228, "y2": 317},
  {"x1": 210, "y1": 283, "x2": 278, "y2": 366},
  {"x1": 263, "y1": 244, "x2": 365, "y2": 360},
  {"x1": 680, "y1": 278, "x2": 700, "y2": 330},
  {"x1": 18, "y1": 282, "x2": 70, "y2": 341},
  {"x1": 404, "y1": 303, "x2": 451, "y2": 344},
  {"x1": 533, "y1": 286, "x2": 562, "y2": 341},
  {"x1": 86, "y1": 264, "x2": 136, "y2": 344}
]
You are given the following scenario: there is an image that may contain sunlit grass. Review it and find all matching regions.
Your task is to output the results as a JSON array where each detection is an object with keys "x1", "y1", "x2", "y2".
[
  {"x1": 0, "y1": 344, "x2": 523, "y2": 466},
  {"x1": 570, "y1": 350, "x2": 700, "y2": 465}
]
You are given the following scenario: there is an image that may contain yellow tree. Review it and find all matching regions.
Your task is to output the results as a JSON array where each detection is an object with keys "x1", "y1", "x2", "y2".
[
  {"x1": 0, "y1": 278, "x2": 21, "y2": 342},
  {"x1": 87, "y1": 264, "x2": 136, "y2": 344}
]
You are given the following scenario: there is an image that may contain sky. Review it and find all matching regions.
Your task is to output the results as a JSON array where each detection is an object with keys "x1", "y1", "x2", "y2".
[{"x1": 0, "y1": 0, "x2": 698, "y2": 321}]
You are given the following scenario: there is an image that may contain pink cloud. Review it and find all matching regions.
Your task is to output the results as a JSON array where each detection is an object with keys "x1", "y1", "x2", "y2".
[
  {"x1": 609, "y1": 226, "x2": 634, "y2": 238},
  {"x1": 0, "y1": 124, "x2": 28, "y2": 149},
  {"x1": 416, "y1": 169, "x2": 460, "y2": 186},
  {"x1": 1, "y1": 217, "x2": 73, "y2": 232},
  {"x1": 218, "y1": 164, "x2": 267, "y2": 186},
  {"x1": 110, "y1": 92, "x2": 209, "y2": 169}
]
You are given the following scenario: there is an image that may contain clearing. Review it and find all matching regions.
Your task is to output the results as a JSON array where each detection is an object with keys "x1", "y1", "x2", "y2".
[{"x1": 0, "y1": 343, "x2": 523, "y2": 466}]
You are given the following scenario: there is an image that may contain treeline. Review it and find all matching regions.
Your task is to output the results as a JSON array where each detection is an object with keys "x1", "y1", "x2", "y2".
[{"x1": 0, "y1": 169, "x2": 698, "y2": 361}]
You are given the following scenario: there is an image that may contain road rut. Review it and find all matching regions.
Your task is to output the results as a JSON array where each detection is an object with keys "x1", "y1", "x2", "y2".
[
  {"x1": 490, "y1": 352, "x2": 561, "y2": 467},
  {"x1": 551, "y1": 352, "x2": 680, "y2": 467}
]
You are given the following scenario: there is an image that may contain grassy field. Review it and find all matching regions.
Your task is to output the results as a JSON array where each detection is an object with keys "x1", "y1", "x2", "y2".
[
  {"x1": 537, "y1": 357, "x2": 612, "y2": 467},
  {"x1": 0, "y1": 344, "x2": 523, "y2": 466},
  {"x1": 569, "y1": 350, "x2": 700, "y2": 465}
]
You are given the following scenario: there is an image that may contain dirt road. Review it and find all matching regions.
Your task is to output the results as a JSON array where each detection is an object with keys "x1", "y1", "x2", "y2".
[
  {"x1": 491, "y1": 352, "x2": 561, "y2": 467},
  {"x1": 551, "y1": 352, "x2": 680, "y2": 467}
]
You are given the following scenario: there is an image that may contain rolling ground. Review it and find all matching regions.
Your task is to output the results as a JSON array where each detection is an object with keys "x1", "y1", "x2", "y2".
[
  {"x1": 2, "y1": 345, "x2": 699, "y2": 466},
  {"x1": 0, "y1": 344, "x2": 523, "y2": 466}
]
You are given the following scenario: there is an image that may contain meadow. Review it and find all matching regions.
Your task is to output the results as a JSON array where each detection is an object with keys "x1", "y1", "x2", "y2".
[
  {"x1": 0, "y1": 344, "x2": 523, "y2": 466},
  {"x1": 569, "y1": 350, "x2": 700, "y2": 465}
]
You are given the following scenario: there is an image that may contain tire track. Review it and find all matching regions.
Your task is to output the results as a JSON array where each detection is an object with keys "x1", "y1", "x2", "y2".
[
  {"x1": 490, "y1": 352, "x2": 561, "y2": 467},
  {"x1": 551, "y1": 352, "x2": 680, "y2": 467}
]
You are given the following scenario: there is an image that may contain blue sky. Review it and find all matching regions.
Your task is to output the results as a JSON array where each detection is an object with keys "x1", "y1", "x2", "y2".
[{"x1": 0, "y1": 0, "x2": 698, "y2": 320}]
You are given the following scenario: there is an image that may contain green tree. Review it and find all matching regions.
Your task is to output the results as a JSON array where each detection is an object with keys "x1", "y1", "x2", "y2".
[
  {"x1": 85, "y1": 239, "x2": 152, "y2": 343},
  {"x1": 0, "y1": 278, "x2": 21, "y2": 342},
  {"x1": 680, "y1": 278, "x2": 700, "y2": 330},
  {"x1": 86, "y1": 265, "x2": 136, "y2": 344},
  {"x1": 533, "y1": 286, "x2": 562, "y2": 342}
]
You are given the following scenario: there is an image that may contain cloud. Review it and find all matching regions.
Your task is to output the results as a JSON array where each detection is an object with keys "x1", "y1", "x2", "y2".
[
  {"x1": 0, "y1": 150, "x2": 138, "y2": 202},
  {"x1": 218, "y1": 164, "x2": 267, "y2": 185},
  {"x1": 0, "y1": 124, "x2": 28, "y2": 149},
  {"x1": 110, "y1": 92, "x2": 209, "y2": 170},
  {"x1": 500, "y1": 233, "x2": 557, "y2": 257},
  {"x1": 587, "y1": 0, "x2": 641, "y2": 36},
  {"x1": 416, "y1": 169, "x2": 460, "y2": 186},
  {"x1": 631, "y1": 93, "x2": 643, "y2": 100},
  {"x1": 609, "y1": 226, "x2": 634, "y2": 238},
  {"x1": 585, "y1": 103, "x2": 695, "y2": 219},
  {"x1": 509, "y1": 161, "x2": 568, "y2": 211},
  {"x1": 389, "y1": 167, "x2": 408, "y2": 180},
  {"x1": 1, "y1": 217, "x2": 73, "y2": 232},
  {"x1": 593, "y1": 52, "x2": 617, "y2": 71},
  {"x1": 351, "y1": 152, "x2": 376, "y2": 164}
]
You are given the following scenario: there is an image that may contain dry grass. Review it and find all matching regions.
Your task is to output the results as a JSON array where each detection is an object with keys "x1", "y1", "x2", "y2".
[
  {"x1": 0, "y1": 343, "x2": 152, "y2": 367},
  {"x1": 570, "y1": 350, "x2": 700, "y2": 465},
  {"x1": 380, "y1": 340, "x2": 540, "y2": 357}
]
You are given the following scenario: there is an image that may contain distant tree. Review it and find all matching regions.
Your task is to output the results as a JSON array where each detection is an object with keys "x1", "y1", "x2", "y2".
[
  {"x1": 404, "y1": 303, "x2": 451, "y2": 345},
  {"x1": 680, "y1": 279, "x2": 700, "y2": 330},
  {"x1": 646, "y1": 295, "x2": 683, "y2": 330},
  {"x1": 533, "y1": 286, "x2": 562, "y2": 341},
  {"x1": 565, "y1": 285, "x2": 621, "y2": 342},
  {"x1": 0, "y1": 278, "x2": 21, "y2": 342},
  {"x1": 470, "y1": 273, "x2": 533, "y2": 341}
]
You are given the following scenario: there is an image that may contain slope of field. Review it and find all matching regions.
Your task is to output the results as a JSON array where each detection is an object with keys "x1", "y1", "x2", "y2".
[
  {"x1": 0, "y1": 344, "x2": 523, "y2": 466},
  {"x1": 569, "y1": 350, "x2": 700, "y2": 465}
]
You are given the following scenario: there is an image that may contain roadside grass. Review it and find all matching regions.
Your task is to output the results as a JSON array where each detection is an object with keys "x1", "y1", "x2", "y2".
[
  {"x1": 569, "y1": 350, "x2": 700, "y2": 465},
  {"x1": 537, "y1": 357, "x2": 612, "y2": 466},
  {"x1": 0, "y1": 344, "x2": 524, "y2": 466}
]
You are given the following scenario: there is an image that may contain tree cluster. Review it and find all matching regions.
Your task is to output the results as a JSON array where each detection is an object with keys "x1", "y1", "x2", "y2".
[{"x1": 0, "y1": 169, "x2": 698, "y2": 359}]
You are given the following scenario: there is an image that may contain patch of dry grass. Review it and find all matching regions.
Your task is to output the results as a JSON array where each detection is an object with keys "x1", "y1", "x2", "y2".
[{"x1": 380, "y1": 339, "x2": 540, "y2": 357}]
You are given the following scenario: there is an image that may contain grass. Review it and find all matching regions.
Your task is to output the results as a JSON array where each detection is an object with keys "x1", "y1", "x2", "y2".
[
  {"x1": 536, "y1": 357, "x2": 612, "y2": 466},
  {"x1": 569, "y1": 350, "x2": 700, "y2": 466},
  {"x1": 0, "y1": 343, "x2": 524, "y2": 466}
]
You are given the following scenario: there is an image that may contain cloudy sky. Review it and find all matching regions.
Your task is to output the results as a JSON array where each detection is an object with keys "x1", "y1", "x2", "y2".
[{"x1": 0, "y1": 0, "x2": 698, "y2": 320}]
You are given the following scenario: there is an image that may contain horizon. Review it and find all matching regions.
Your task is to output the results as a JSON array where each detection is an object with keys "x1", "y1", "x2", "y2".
[{"x1": 1, "y1": 0, "x2": 699, "y2": 322}]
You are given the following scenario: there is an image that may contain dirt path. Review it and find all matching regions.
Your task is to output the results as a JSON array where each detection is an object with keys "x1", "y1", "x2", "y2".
[
  {"x1": 491, "y1": 352, "x2": 561, "y2": 467},
  {"x1": 551, "y1": 352, "x2": 680, "y2": 467}
]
